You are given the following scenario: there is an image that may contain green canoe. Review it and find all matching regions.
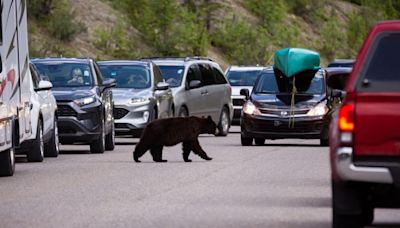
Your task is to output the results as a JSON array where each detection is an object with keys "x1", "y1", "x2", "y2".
[{"x1": 273, "y1": 48, "x2": 320, "y2": 77}]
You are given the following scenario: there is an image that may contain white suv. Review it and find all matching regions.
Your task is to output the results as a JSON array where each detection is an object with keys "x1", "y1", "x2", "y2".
[
  {"x1": 152, "y1": 57, "x2": 233, "y2": 136},
  {"x1": 15, "y1": 63, "x2": 59, "y2": 162},
  {"x1": 225, "y1": 65, "x2": 264, "y2": 124}
]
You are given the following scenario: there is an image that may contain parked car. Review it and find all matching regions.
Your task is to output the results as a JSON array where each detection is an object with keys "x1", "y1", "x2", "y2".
[
  {"x1": 240, "y1": 67, "x2": 336, "y2": 146},
  {"x1": 31, "y1": 58, "x2": 116, "y2": 154},
  {"x1": 225, "y1": 65, "x2": 264, "y2": 124},
  {"x1": 151, "y1": 57, "x2": 233, "y2": 136},
  {"x1": 97, "y1": 60, "x2": 174, "y2": 137},
  {"x1": 15, "y1": 63, "x2": 59, "y2": 162},
  {"x1": 327, "y1": 59, "x2": 355, "y2": 68},
  {"x1": 325, "y1": 67, "x2": 352, "y2": 91},
  {"x1": 330, "y1": 21, "x2": 400, "y2": 228}
]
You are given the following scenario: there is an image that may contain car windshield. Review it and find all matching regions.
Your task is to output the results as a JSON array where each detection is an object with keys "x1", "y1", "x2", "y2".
[
  {"x1": 33, "y1": 62, "x2": 93, "y2": 87},
  {"x1": 98, "y1": 64, "x2": 151, "y2": 89},
  {"x1": 254, "y1": 71, "x2": 325, "y2": 95},
  {"x1": 158, "y1": 65, "x2": 184, "y2": 87},
  {"x1": 226, "y1": 70, "x2": 261, "y2": 86}
]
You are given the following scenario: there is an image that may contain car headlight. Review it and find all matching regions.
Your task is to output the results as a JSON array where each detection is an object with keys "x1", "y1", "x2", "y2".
[
  {"x1": 74, "y1": 96, "x2": 96, "y2": 106},
  {"x1": 307, "y1": 101, "x2": 328, "y2": 116},
  {"x1": 130, "y1": 97, "x2": 150, "y2": 104},
  {"x1": 243, "y1": 101, "x2": 261, "y2": 115}
]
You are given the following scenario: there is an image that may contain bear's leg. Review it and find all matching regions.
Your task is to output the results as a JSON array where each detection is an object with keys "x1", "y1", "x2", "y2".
[
  {"x1": 182, "y1": 141, "x2": 192, "y2": 162},
  {"x1": 133, "y1": 140, "x2": 152, "y2": 162},
  {"x1": 191, "y1": 139, "x2": 212, "y2": 161},
  {"x1": 150, "y1": 146, "x2": 167, "y2": 162}
]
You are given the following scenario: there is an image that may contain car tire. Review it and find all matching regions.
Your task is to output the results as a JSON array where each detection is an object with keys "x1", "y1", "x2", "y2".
[
  {"x1": 332, "y1": 180, "x2": 366, "y2": 228},
  {"x1": 178, "y1": 107, "x2": 188, "y2": 117},
  {"x1": 0, "y1": 148, "x2": 15, "y2": 176},
  {"x1": 241, "y1": 134, "x2": 253, "y2": 146},
  {"x1": 90, "y1": 119, "x2": 105, "y2": 154},
  {"x1": 105, "y1": 120, "x2": 115, "y2": 151},
  {"x1": 27, "y1": 119, "x2": 44, "y2": 162},
  {"x1": 44, "y1": 118, "x2": 59, "y2": 157},
  {"x1": 320, "y1": 138, "x2": 329, "y2": 146},
  {"x1": 254, "y1": 138, "x2": 265, "y2": 145},
  {"x1": 216, "y1": 107, "x2": 230, "y2": 137}
]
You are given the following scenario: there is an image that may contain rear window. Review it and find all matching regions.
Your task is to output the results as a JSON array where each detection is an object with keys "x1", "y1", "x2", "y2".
[
  {"x1": 357, "y1": 32, "x2": 400, "y2": 92},
  {"x1": 226, "y1": 70, "x2": 261, "y2": 86}
]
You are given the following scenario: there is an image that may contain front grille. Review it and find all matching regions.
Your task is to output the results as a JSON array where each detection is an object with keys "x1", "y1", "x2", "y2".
[
  {"x1": 259, "y1": 108, "x2": 309, "y2": 116},
  {"x1": 57, "y1": 105, "x2": 77, "y2": 117},
  {"x1": 249, "y1": 119, "x2": 320, "y2": 133},
  {"x1": 114, "y1": 108, "x2": 129, "y2": 119},
  {"x1": 232, "y1": 98, "x2": 245, "y2": 106}
]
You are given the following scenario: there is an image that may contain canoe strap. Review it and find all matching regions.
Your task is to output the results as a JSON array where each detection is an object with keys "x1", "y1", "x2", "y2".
[{"x1": 289, "y1": 77, "x2": 296, "y2": 128}]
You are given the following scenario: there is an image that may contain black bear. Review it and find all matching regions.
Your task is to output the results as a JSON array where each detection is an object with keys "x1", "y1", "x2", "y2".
[{"x1": 133, "y1": 116, "x2": 218, "y2": 162}]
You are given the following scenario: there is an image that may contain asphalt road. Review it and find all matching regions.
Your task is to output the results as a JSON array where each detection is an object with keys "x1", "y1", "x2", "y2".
[{"x1": 0, "y1": 126, "x2": 398, "y2": 228}]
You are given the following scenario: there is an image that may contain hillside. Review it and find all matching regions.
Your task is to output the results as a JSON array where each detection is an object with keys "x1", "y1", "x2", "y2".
[{"x1": 28, "y1": 0, "x2": 400, "y2": 69}]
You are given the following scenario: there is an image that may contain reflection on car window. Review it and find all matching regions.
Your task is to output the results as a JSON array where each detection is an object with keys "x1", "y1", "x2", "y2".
[
  {"x1": 98, "y1": 65, "x2": 151, "y2": 89},
  {"x1": 227, "y1": 70, "x2": 261, "y2": 86},
  {"x1": 158, "y1": 66, "x2": 184, "y2": 87},
  {"x1": 33, "y1": 62, "x2": 93, "y2": 87}
]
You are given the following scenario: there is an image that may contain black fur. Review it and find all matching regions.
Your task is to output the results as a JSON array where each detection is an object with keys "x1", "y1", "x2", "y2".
[{"x1": 133, "y1": 116, "x2": 217, "y2": 162}]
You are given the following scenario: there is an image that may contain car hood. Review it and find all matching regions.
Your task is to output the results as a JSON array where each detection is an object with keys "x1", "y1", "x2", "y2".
[
  {"x1": 231, "y1": 86, "x2": 253, "y2": 96},
  {"x1": 112, "y1": 88, "x2": 151, "y2": 100},
  {"x1": 51, "y1": 87, "x2": 95, "y2": 101},
  {"x1": 251, "y1": 93, "x2": 326, "y2": 109}
]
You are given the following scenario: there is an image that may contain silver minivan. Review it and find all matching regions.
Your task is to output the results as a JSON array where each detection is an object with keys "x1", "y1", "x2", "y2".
[
  {"x1": 98, "y1": 60, "x2": 174, "y2": 137},
  {"x1": 152, "y1": 57, "x2": 233, "y2": 136}
]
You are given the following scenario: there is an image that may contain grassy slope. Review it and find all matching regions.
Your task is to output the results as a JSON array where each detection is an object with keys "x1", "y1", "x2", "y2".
[{"x1": 28, "y1": 0, "x2": 359, "y2": 68}]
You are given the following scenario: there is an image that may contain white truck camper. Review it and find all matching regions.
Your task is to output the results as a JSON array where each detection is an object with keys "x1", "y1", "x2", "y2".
[{"x1": 0, "y1": 0, "x2": 32, "y2": 176}]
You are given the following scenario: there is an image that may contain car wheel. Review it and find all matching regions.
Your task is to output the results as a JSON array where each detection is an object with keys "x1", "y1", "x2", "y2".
[
  {"x1": 216, "y1": 107, "x2": 230, "y2": 136},
  {"x1": 0, "y1": 148, "x2": 15, "y2": 176},
  {"x1": 44, "y1": 118, "x2": 59, "y2": 157},
  {"x1": 90, "y1": 118, "x2": 105, "y2": 154},
  {"x1": 254, "y1": 138, "x2": 265, "y2": 146},
  {"x1": 27, "y1": 119, "x2": 44, "y2": 162},
  {"x1": 320, "y1": 128, "x2": 329, "y2": 146},
  {"x1": 332, "y1": 180, "x2": 365, "y2": 228},
  {"x1": 320, "y1": 138, "x2": 329, "y2": 146},
  {"x1": 105, "y1": 119, "x2": 115, "y2": 151},
  {"x1": 178, "y1": 107, "x2": 188, "y2": 117},
  {"x1": 241, "y1": 134, "x2": 253, "y2": 146}
]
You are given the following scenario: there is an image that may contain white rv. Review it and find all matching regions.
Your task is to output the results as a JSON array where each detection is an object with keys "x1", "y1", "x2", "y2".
[{"x1": 0, "y1": 0, "x2": 32, "y2": 176}]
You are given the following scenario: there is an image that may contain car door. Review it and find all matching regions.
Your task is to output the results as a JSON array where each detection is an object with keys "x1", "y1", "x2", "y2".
[
  {"x1": 152, "y1": 64, "x2": 172, "y2": 118},
  {"x1": 353, "y1": 32, "x2": 400, "y2": 157},
  {"x1": 93, "y1": 62, "x2": 113, "y2": 134},
  {"x1": 184, "y1": 63, "x2": 205, "y2": 117},
  {"x1": 198, "y1": 63, "x2": 220, "y2": 120},
  {"x1": 30, "y1": 64, "x2": 53, "y2": 136}
]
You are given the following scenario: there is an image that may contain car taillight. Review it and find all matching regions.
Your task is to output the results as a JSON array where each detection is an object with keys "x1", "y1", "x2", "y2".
[
  {"x1": 339, "y1": 104, "x2": 354, "y2": 131},
  {"x1": 338, "y1": 103, "x2": 354, "y2": 144}
]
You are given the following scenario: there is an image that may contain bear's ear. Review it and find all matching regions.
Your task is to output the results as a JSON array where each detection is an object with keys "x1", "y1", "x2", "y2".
[{"x1": 207, "y1": 116, "x2": 213, "y2": 121}]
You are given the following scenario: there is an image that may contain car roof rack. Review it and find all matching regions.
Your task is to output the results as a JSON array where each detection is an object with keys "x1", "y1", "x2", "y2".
[{"x1": 184, "y1": 56, "x2": 214, "y2": 62}]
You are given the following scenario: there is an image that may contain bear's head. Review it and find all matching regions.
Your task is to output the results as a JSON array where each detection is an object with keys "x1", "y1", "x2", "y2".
[{"x1": 202, "y1": 116, "x2": 219, "y2": 135}]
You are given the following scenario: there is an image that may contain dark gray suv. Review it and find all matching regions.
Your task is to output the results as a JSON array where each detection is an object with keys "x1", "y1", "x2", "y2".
[
  {"x1": 32, "y1": 58, "x2": 116, "y2": 154},
  {"x1": 151, "y1": 57, "x2": 233, "y2": 136}
]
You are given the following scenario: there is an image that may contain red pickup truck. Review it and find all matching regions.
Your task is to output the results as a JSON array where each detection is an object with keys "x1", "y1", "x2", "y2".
[{"x1": 330, "y1": 20, "x2": 400, "y2": 227}]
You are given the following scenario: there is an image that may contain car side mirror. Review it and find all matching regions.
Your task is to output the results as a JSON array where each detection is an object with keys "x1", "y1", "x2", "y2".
[
  {"x1": 35, "y1": 80, "x2": 53, "y2": 91},
  {"x1": 240, "y1": 88, "x2": 250, "y2": 100},
  {"x1": 156, "y1": 82, "x2": 169, "y2": 90},
  {"x1": 103, "y1": 78, "x2": 116, "y2": 88},
  {"x1": 188, "y1": 80, "x2": 201, "y2": 89},
  {"x1": 331, "y1": 89, "x2": 346, "y2": 99}
]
